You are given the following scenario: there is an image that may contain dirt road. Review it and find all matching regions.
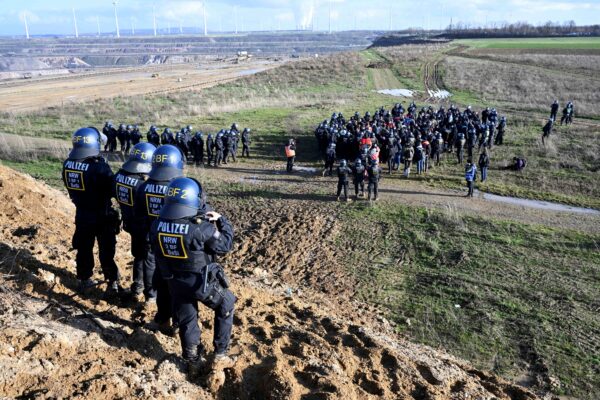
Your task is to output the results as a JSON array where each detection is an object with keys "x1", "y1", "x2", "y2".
[{"x1": 0, "y1": 61, "x2": 275, "y2": 114}]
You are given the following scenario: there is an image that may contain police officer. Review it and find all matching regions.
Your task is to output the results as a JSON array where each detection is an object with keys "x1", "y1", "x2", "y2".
[
  {"x1": 241, "y1": 128, "x2": 251, "y2": 157},
  {"x1": 117, "y1": 123, "x2": 127, "y2": 152},
  {"x1": 206, "y1": 134, "x2": 215, "y2": 166},
  {"x1": 367, "y1": 159, "x2": 381, "y2": 201},
  {"x1": 353, "y1": 158, "x2": 366, "y2": 199},
  {"x1": 215, "y1": 131, "x2": 224, "y2": 166},
  {"x1": 103, "y1": 122, "x2": 118, "y2": 152},
  {"x1": 150, "y1": 177, "x2": 236, "y2": 370},
  {"x1": 62, "y1": 127, "x2": 123, "y2": 294},
  {"x1": 161, "y1": 128, "x2": 175, "y2": 145},
  {"x1": 147, "y1": 126, "x2": 161, "y2": 147},
  {"x1": 190, "y1": 132, "x2": 205, "y2": 166},
  {"x1": 550, "y1": 100, "x2": 559, "y2": 121},
  {"x1": 131, "y1": 125, "x2": 142, "y2": 146},
  {"x1": 114, "y1": 143, "x2": 156, "y2": 298},
  {"x1": 134, "y1": 145, "x2": 185, "y2": 330},
  {"x1": 336, "y1": 159, "x2": 352, "y2": 202}
]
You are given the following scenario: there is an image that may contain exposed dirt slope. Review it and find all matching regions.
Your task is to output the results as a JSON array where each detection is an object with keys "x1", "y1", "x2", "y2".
[{"x1": 0, "y1": 165, "x2": 537, "y2": 399}]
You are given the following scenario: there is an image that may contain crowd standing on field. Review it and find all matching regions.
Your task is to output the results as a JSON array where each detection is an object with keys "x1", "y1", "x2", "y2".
[
  {"x1": 103, "y1": 121, "x2": 252, "y2": 167},
  {"x1": 314, "y1": 102, "x2": 511, "y2": 199}
]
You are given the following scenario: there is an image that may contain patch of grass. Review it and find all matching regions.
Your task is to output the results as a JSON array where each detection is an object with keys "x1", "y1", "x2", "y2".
[
  {"x1": 1, "y1": 158, "x2": 64, "y2": 188},
  {"x1": 456, "y1": 37, "x2": 600, "y2": 50},
  {"x1": 339, "y1": 202, "x2": 600, "y2": 398}
]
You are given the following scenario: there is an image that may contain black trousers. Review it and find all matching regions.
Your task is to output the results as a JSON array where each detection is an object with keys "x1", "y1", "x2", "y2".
[
  {"x1": 336, "y1": 180, "x2": 349, "y2": 199},
  {"x1": 72, "y1": 222, "x2": 119, "y2": 282},
  {"x1": 242, "y1": 143, "x2": 250, "y2": 157},
  {"x1": 368, "y1": 180, "x2": 379, "y2": 199},
  {"x1": 167, "y1": 268, "x2": 236, "y2": 356},
  {"x1": 287, "y1": 156, "x2": 295, "y2": 172},
  {"x1": 153, "y1": 261, "x2": 173, "y2": 324},
  {"x1": 129, "y1": 230, "x2": 156, "y2": 299},
  {"x1": 354, "y1": 180, "x2": 364, "y2": 195},
  {"x1": 467, "y1": 180, "x2": 474, "y2": 197}
]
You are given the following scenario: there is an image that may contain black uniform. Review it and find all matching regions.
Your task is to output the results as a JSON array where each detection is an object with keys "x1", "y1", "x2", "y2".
[
  {"x1": 134, "y1": 178, "x2": 173, "y2": 318},
  {"x1": 114, "y1": 169, "x2": 152, "y2": 297},
  {"x1": 206, "y1": 136, "x2": 215, "y2": 166},
  {"x1": 241, "y1": 130, "x2": 250, "y2": 157},
  {"x1": 190, "y1": 134, "x2": 205, "y2": 166},
  {"x1": 336, "y1": 165, "x2": 352, "y2": 200},
  {"x1": 352, "y1": 163, "x2": 366, "y2": 197},
  {"x1": 117, "y1": 126, "x2": 127, "y2": 152},
  {"x1": 147, "y1": 130, "x2": 160, "y2": 147},
  {"x1": 150, "y1": 214, "x2": 236, "y2": 358},
  {"x1": 62, "y1": 157, "x2": 119, "y2": 283},
  {"x1": 367, "y1": 164, "x2": 381, "y2": 200},
  {"x1": 131, "y1": 128, "x2": 142, "y2": 146}
]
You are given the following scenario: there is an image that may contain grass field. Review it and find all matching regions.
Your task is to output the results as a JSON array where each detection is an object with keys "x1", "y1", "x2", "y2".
[
  {"x1": 340, "y1": 202, "x2": 600, "y2": 398},
  {"x1": 456, "y1": 37, "x2": 600, "y2": 49}
]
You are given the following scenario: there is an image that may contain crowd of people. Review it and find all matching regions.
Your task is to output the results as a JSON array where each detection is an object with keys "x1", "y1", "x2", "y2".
[
  {"x1": 314, "y1": 102, "x2": 508, "y2": 199},
  {"x1": 102, "y1": 122, "x2": 252, "y2": 166},
  {"x1": 63, "y1": 128, "x2": 238, "y2": 376},
  {"x1": 543, "y1": 100, "x2": 575, "y2": 144}
]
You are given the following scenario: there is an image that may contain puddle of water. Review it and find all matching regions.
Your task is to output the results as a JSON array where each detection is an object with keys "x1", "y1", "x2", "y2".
[
  {"x1": 477, "y1": 191, "x2": 600, "y2": 215},
  {"x1": 428, "y1": 89, "x2": 452, "y2": 99},
  {"x1": 377, "y1": 89, "x2": 414, "y2": 97},
  {"x1": 237, "y1": 68, "x2": 263, "y2": 77}
]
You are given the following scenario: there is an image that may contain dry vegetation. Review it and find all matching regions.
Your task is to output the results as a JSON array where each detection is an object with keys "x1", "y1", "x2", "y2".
[
  {"x1": 444, "y1": 55, "x2": 600, "y2": 116},
  {"x1": 468, "y1": 49, "x2": 600, "y2": 74}
]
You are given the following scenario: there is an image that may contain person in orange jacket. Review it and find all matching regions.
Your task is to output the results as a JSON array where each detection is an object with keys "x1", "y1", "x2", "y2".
[{"x1": 285, "y1": 139, "x2": 296, "y2": 172}]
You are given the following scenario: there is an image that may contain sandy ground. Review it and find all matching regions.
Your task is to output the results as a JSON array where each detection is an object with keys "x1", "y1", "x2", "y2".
[
  {"x1": 0, "y1": 61, "x2": 276, "y2": 114},
  {"x1": 0, "y1": 164, "x2": 539, "y2": 399}
]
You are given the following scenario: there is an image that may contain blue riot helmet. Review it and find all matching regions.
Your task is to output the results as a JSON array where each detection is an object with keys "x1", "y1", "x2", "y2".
[
  {"x1": 123, "y1": 142, "x2": 156, "y2": 174},
  {"x1": 69, "y1": 127, "x2": 101, "y2": 160},
  {"x1": 355, "y1": 158, "x2": 362, "y2": 166},
  {"x1": 149, "y1": 144, "x2": 185, "y2": 180},
  {"x1": 160, "y1": 177, "x2": 204, "y2": 220},
  {"x1": 340, "y1": 159, "x2": 347, "y2": 167}
]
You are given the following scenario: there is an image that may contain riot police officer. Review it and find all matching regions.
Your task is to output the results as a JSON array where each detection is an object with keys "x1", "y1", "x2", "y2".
[
  {"x1": 241, "y1": 128, "x2": 251, "y2": 157},
  {"x1": 190, "y1": 132, "x2": 205, "y2": 166},
  {"x1": 134, "y1": 145, "x2": 185, "y2": 330},
  {"x1": 147, "y1": 126, "x2": 161, "y2": 147},
  {"x1": 336, "y1": 159, "x2": 352, "y2": 202},
  {"x1": 131, "y1": 125, "x2": 142, "y2": 146},
  {"x1": 117, "y1": 123, "x2": 127, "y2": 152},
  {"x1": 114, "y1": 143, "x2": 156, "y2": 298},
  {"x1": 150, "y1": 177, "x2": 236, "y2": 369},
  {"x1": 367, "y1": 159, "x2": 382, "y2": 201},
  {"x1": 62, "y1": 127, "x2": 123, "y2": 294}
]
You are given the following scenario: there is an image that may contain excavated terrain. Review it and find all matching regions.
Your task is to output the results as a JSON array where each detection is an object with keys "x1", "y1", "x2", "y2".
[{"x1": 0, "y1": 165, "x2": 538, "y2": 399}]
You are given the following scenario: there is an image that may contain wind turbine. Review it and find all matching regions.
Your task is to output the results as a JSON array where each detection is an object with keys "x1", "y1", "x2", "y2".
[
  {"x1": 131, "y1": 17, "x2": 135, "y2": 36},
  {"x1": 389, "y1": 7, "x2": 393, "y2": 31},
  {"x1": 96, "y1": 16, "x2": 101, "y2": 37},
  {"x1": 234, "y1": 6, "x2": 238, "y2": 34},
  {"x1": 203, "y1": 1, "x2": 207, "y2": 36},
  {"x1": 328, "y1": 1, "x2": 332, "y2": 34},
  {"x1": 23, "y1": 12, "x2": 30, "y2": 39},
  {"x1": 72, "y1": 8, "x2": 79, "y2": 38},
  {"x1": 153, "y1": 4, "x2": 157, "y2": 36},
  {"x1": 113, "y1": 1, "x2": 120, "y2": 38},
  {"x1": 179, "y1": 21, "x2": 183, "y2": 34}
]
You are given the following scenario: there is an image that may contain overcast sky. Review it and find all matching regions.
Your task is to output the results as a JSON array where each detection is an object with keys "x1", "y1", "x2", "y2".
[{"x1": 0, "y1": 0, "x2": 598, "y2": 37}]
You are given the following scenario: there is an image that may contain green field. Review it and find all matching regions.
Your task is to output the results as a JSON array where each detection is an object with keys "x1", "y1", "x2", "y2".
[{"x1": 456, "y1": 37, "x2": 600, "y2": 49}]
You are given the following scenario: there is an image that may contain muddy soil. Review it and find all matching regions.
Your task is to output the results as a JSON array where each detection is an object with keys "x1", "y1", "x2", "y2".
[{"x1": 0, "y1": 164, "x2": 540, "y2": 399}]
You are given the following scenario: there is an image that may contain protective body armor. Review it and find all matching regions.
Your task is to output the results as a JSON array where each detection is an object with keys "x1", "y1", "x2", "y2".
[
  {"x1": 114, "y1": 169, "x2": 146, "y2": 230},
  {"x1": 62, "y1": 157, "x2": 113, "y2": 224}
]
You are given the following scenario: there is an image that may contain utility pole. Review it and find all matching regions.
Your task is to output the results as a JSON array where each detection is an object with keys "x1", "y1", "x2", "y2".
[
  {"x1": 24, "y1": 12, "x2": 30, "y2": 39},
  {"x1": 113, "y1": 1, "x2": 120, "y2": 38},
  {"x1": 72, "y1": 8, "x2": 79, "y2": 38}
]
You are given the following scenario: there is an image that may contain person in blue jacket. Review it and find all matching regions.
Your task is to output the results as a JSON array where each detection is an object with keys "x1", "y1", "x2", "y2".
[{"x1": 465, "y1": 159, "x2": 477, "y2": 198}]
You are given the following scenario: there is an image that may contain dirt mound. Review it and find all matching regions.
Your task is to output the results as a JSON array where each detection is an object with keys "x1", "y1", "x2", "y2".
[{"x1": 0, "y1": 165, "x2": 538, "y2": 399}]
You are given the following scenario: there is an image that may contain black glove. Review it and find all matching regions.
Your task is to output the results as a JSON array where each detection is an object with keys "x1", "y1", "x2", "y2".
[{"x1": 107, "y1": 207, "x2": 122, "y2": 235}]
